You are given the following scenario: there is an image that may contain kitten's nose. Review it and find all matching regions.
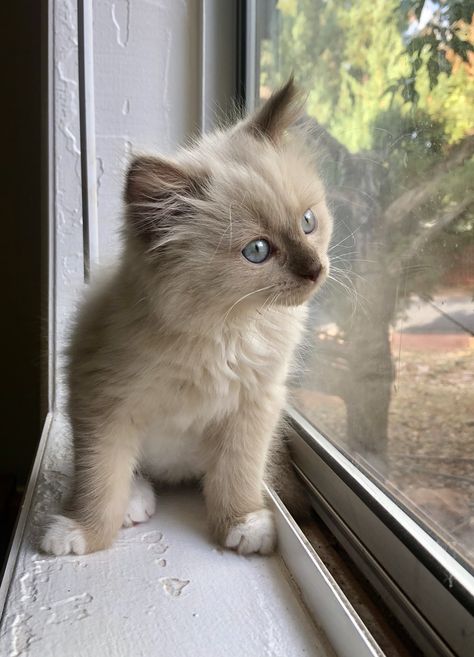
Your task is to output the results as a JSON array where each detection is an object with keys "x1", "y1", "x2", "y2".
[{"x1": 301, "y1": 263, "x2": 322, "y2": 283}]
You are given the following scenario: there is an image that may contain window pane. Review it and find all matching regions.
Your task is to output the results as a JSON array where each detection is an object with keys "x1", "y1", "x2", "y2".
[{"x1": 255, "y1": 0, "x2": 474, "y2": 568}]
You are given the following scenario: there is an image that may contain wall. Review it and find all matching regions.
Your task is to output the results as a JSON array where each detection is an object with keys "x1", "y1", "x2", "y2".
[{"x1": 93, "y1": 0, "x2": 201, "y2": 260}]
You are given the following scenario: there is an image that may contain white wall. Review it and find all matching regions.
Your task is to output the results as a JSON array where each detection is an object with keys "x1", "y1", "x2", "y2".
[{"x1": 93, "y1": 0, "x2": 201, "y2": 259}]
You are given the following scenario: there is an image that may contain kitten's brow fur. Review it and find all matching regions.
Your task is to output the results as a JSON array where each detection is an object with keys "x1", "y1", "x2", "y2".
[{"x1": 42, "y1": 78, "x2": 333, "y2": 556}]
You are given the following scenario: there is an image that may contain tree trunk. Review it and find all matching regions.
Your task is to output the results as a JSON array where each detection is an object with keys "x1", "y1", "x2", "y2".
[{"x1": 343, "y1": 264, "x2": 396, "y2": 465}]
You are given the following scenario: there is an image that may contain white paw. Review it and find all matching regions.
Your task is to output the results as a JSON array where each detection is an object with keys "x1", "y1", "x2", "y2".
[
  {"x1": 41, "y1": 515, "x2": 87, "y2": 556},
  {"x1": 225, "y1": 509, "x2": 276, "y2": 555},
  {"x1": 122, "y1": 476, "x2": 156, "y2": 528}
]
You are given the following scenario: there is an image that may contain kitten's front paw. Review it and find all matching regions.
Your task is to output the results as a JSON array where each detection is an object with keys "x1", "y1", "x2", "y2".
[
  {"x1": 41, "y1": 515, "x2": 87, "y2": 556},
  {"x1": 225, "y1": 509, "x2": 276, "y2": 555},
  {"x1": 122, "y1": 476, "x2": 156, "y2": 528}
]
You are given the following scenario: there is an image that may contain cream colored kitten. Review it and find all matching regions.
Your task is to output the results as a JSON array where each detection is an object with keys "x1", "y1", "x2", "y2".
[{"x1": 42, "y1": 79, "x2": 332, "y2": 557}]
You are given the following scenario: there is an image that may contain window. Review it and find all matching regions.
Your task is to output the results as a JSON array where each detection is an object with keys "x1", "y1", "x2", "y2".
[{"x1": 245, "y1": 1, "x2": 474, "y2": 655}]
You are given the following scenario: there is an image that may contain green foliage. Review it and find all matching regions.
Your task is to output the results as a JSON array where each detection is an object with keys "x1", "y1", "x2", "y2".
[
  {"x1": 262, "y1": 0, "x2": 474, "y2": 150},
  {"x1": 396, "y1": 0, "x2": 474, "y2": 101}
]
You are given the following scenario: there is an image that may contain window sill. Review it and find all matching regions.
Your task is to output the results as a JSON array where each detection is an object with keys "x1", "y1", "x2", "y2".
[{"x1": 0, "y1": 413, "x2": 386, "y2": 657}]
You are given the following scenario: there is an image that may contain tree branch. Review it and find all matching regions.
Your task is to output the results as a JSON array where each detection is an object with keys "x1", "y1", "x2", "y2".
[
  {"x1": 388, "y1": 194, "x2": 474, "y2": 275},
  {"x1": 383, "y1": 135, "x2": 474, "y2": 228},
  {"x1": 303, "y1": 115, "x2": 352, "y2": 165}
]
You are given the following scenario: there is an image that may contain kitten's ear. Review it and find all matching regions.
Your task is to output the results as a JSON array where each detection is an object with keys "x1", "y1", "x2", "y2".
[
  {"x1": 125, "y1": 155, "x2": 206, "y2": 241},
  {"x1": 125, "y1": 155, "x2": 198, "y2": 205},
  {"x1": 245, "y1": 76, "x2": 304, "y2": 141}
]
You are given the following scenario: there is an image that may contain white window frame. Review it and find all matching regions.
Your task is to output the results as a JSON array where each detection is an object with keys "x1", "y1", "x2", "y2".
[{"x1": 242, "y1": 3, "x2": 474, "y2": 656}]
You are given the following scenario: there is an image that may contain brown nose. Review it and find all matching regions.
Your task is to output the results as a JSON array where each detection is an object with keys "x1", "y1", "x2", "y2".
[
  {"x1": 289, "y1": 247, "x2": 323, "y2": 283},
  {"x1": 300, "y1": 263, "x2": 322, "y2": 282},
  {"x1": 295, "y1": 262, "x2": 322, "y2": 283}
]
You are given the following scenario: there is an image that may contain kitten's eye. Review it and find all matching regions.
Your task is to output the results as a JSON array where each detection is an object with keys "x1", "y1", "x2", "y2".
[
  {"x1": 242, "y1": 239, "x2": 271, "y2": 264},
  {"x1": 302, "y1": 209, "x2": 317, "y2": 234}
]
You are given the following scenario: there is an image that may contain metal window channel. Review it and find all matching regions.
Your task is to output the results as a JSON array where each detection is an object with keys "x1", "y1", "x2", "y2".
[
  {"x1": 287, "y1": 407, "x2": 474, "y2": 657},
  {"x1": 268, "y1": 488, "x2": 385, "y2": 657}
]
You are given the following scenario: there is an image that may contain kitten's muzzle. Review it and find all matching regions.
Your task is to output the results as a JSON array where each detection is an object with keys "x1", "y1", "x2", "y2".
[{"x1": 292, "y1": 260, "x2": 323, "y2": 283}]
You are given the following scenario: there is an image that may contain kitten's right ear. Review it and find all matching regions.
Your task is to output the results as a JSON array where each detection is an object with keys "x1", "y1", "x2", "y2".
[{"x1": 125, "y1": 155, "x2": 207, "y2": 241}]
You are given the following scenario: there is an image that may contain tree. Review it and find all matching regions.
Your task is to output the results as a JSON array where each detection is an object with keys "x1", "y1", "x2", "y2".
[{"x1": 262, "y1": 0, "x2": 474, "y2": 459}]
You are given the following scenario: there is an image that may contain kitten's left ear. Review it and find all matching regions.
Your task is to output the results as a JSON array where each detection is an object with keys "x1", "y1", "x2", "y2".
[{"x1": 245, "y1": 76, "x2": 305, "y2": 142}]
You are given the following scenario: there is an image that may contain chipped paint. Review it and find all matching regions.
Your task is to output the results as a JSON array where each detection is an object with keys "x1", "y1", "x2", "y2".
[
  {"x1": 121, "y1": 98, "x2": 130, "y2": 115},
  {"x1": 159, "y1": 578, "x2": 190, "y2": 597},
  {"x1": 111, "y1": 0, "x2": 130, "y2": 48}
]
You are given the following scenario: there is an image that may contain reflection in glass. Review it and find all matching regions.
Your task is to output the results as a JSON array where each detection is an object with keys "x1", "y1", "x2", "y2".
[{"x1": 257, "y1": 0, "x2": 474, "y2": 567}]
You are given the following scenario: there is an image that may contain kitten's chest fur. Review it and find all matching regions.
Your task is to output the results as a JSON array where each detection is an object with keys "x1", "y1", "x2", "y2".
[{"x1": 138, "y1": 309, "x2": 305, "y2": 481}]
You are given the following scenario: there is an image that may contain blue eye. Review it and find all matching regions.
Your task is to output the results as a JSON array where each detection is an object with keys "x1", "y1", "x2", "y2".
[
  {"x1": 242, "y1": 239, "x2": 271, "y2": 264},
  {"x1": 302, "y1": 209, "x2": 317, "y2": 234}
]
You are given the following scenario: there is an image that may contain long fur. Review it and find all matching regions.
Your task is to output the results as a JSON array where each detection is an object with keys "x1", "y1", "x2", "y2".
[{"x1": 41, "y1": 80, "x2": 333, "y2": 556}]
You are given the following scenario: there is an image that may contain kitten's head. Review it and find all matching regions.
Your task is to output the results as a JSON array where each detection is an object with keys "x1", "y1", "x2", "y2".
[{"x1": 124, "y1": 78, "x2": 332, "y2": 323}]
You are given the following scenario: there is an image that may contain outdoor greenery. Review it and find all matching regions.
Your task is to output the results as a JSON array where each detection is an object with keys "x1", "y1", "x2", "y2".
[{"x1": 261, "y1": 0, "x2": 474, "y2": 456}]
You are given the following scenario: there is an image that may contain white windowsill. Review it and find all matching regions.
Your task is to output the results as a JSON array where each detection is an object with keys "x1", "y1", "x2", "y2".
[{"x1": 0, "y1": 414, "x2": 341, "y2": 657}]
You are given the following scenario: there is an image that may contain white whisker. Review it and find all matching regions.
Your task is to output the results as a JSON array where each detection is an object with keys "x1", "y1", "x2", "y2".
[{"x1": 222, "y1": 284, "x2": 275, "y2": 323}]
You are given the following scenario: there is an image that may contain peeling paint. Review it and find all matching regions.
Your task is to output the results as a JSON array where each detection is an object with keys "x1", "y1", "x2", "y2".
[
  {"x1": 147, "y1": 542, "x2": 168, "y2": 556},
  {"x1": 7, "y1": 613, "x2": 38, "y2": 657},
  {"x1": 140, "y1": 530, "x2": 163, "y2": 544},
  {"x1": 159, "y1": 578, "x2": 190, "y2": 598},
  {"x1": 121, "y1": 98, "x2": 130, "y2": 115},
  {"x1": 42, "y1": 592, "x2": 93, "y2": 625},
  {"x1": 96, "y1": 156, "x2": 105, "y2": 192},
  {"x1": 111, "y1": 0, "x2": 131, "y2": 48}
]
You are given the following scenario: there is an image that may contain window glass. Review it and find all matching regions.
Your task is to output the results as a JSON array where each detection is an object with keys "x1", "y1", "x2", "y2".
[{"x1": 255, "y1": 0, "x2": 474, "y2": 568}]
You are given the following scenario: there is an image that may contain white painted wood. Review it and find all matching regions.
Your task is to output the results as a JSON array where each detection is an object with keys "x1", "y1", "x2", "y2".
[
  {"x1": 53, "y1": 0, "x2": 86, "y2": 412},
  {"x1": 78, "y1": 0, "x2": 100, "y2": 279},
  {"x1": 0, "y1": 415, "x2": 335, "y2": 657},
  {"x1": 92, "y1": 0, "x2": 201, "y2": 262}
]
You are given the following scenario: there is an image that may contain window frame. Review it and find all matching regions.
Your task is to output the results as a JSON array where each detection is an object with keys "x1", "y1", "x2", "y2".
[
  {"x1": 241, "y1": 3, "x2": 474, "y2": 656},
  {"x1": 287, "y1": 408, "x2": 474, "y2": 657}
]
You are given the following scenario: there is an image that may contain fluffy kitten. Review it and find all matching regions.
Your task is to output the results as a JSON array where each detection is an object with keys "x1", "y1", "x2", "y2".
[{"x1": 42, "y1": 79, "x2": 333, "y2": 557}]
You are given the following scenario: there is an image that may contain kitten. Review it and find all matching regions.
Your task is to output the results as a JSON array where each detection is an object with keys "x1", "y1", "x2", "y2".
[{"x1": 42, "y1": 79, "x2": 333, "y2": 557}]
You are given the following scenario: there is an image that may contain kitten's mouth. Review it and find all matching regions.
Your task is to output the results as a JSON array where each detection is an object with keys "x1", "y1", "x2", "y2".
[
  {"x1": 278, "y1": 285, "x2": 317, "y2": 306},
  {"x1": 278, "y1": 269, "x2": 327, "y2": 306}
]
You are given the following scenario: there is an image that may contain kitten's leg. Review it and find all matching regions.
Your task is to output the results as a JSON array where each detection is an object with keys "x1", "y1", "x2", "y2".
[
  {"x1": 122, "y1": 474, "x2": 156, "y2": 527},
  {"x1": 41, "y1": 420, "x2": 139, "y2": 556},
  {"x1": 204, "y1": 393, "x2": 283, "y2": 555}
]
